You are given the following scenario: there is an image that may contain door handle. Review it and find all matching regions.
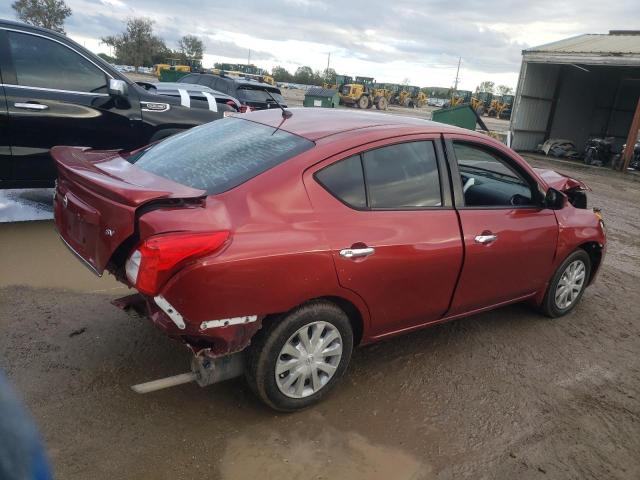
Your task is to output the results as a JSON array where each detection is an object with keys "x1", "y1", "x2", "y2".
[
  {"x1": 14, "y1": 102, "x2": 49, "y2": 110},
  {"x1": 340, "y1": 247, "x2": 375, "y2": 259},
  {"x1": 474, "y1": 233, "x2": 498, "y2": 244}
]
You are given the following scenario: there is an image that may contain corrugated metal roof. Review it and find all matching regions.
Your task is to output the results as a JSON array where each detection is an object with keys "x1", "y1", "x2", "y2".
[{"x1": 526, "y1": 33, "x2": 640, "y2": 55}]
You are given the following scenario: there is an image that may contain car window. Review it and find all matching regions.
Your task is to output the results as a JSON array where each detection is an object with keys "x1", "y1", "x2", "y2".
[
  {"x1": 452, "y1": 142, "x2": 533, "y2": 207},
  {"x1": 8, "y1": 31, "x2": 108, "y2": 93},
  {"x1": 362, "y1": 141, "x2": 441, "y2": 208},
  {"x1": 128, "y1": 117, "x2": 314, "y2": 194},
  {"x1": 237, "y1": 87, "x2": 285, "y2": 103},
  {"x1": 315, "y1": 155, "x2": 366, "y2": 209},
  {"x1": 197, "y1": 76, "x2": 215, "y2": 88}
]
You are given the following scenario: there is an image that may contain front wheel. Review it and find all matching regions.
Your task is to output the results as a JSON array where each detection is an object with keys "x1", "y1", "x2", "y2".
[
  {"x1": 541, "y1": 249, "x2": 591, "y2": 318},
  {"x1": 245, "y1": 301, "x2": 353, "y2": 411}
]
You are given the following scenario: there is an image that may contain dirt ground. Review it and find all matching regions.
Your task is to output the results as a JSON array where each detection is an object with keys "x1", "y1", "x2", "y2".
[{"x1": 1, "y1": 156, "x2": 639, "y2": 480}]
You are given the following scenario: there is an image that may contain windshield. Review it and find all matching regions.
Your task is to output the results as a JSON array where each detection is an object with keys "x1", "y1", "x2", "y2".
[
  {"x1": 237, "y1": 87, "x2": 285, "y2": 103},
  {"x1": 129, "y1": 117, "x2": 313, "y2": 194}
]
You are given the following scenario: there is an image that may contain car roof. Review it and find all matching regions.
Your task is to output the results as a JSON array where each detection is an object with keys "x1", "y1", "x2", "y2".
[
  {"x1": 186, "y1": 73, "x2": 277, "y2": 89},
  {"x1": 0, "y1": 19, "x2": 65, "y2": 37},
  {"x1": 237, "y1": 108, "x2": 475, "y2": 141}
]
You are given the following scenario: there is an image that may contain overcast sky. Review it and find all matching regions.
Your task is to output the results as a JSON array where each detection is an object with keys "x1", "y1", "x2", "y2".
[{"x1": 2, "y1": 0, "x2": 638, "y2": 90}]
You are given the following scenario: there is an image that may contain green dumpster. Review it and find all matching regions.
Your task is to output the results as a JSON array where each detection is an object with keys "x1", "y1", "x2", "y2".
[
  {"x1": 159, "y1": 68, "x2": 190, "y2": 82},
  {"x1": 304, "y1": 88, "x2": 340, "y2": 108},
  {"x1": 431, "y1": 104, "x2": 478, "y2": 130}
]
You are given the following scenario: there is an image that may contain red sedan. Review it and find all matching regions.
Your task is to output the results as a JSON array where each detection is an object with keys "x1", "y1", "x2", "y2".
[{"x1": 53, "y1": 108, "x2": 606, "y2": 411}]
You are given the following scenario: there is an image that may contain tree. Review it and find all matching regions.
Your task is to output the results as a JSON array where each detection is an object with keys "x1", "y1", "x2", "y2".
[
  {"x1": 477, "y1": 81, "x2": 495, "y2": 93},
  {"x1": 323, "y1": 67, "x2": 337, "y2": 85},
  {"x1": 102, "y1": 18, "x2": 167, "y2": 71},
  {"x1": 97, "y1": 52, "x2": 116, "y2": 64},
  {"x1": 271, "y1": 66, "x2": 292, "y2": 82},
  {"x1": 293, "y1": 66, "x2": 313, "y2": 85},
  {"x1": 178, "y1": 35, "x2": 204, "y2": 61},
  {"x1": 12, "y1": 0, "x2": 72, "y2": 34},
  {"x1": 496, "y1": 85, "x2": 514, "y2": 95}
]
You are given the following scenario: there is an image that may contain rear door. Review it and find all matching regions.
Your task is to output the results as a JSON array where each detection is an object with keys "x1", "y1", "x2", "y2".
[
  {"x1": 0, "y1": 30, "x2": 11, "y2": 183},
  {"x1": 304, "y1": 136, "x2": 464, "y2": 337},
  {"x1": 2, "y1": 27, "x2": 143, "y2": 185},
  {"x1": 444, "y1": 135, "x2": 558, "y2": 314}
]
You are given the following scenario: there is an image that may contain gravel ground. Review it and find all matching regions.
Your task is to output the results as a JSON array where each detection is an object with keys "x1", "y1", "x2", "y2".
[{"x1": 1, "y1": 156, "x2": 639, "y2": 480}]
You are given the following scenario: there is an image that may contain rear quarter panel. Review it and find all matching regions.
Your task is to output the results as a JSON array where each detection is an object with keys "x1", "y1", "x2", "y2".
[{"x1": 141, "y1": 146, "x2": 372, "y2": 348}]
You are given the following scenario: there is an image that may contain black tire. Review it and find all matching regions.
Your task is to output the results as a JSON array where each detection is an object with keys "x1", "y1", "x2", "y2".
[
  {"x1": 245, "y1": 301, "x2": 354, "y2": 411},
  {"x1": 357, "y1": 95, "x2": 369, "y2": 109},
  {"x1": 541, "y1": 249, "x2": 591, "y2": 318}
]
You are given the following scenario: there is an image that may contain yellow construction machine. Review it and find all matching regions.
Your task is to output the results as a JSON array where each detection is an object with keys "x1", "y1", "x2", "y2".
[
  {"x1": 340, "y1": 76, "x2": 389, "y2": 110},
  {"x1": 487, "y1": 94, "x2": 514, "y2": 119}
]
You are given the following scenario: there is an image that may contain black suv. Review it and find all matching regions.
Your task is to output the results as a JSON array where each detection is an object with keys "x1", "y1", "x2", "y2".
[
  {"x1": 178, "y1": 73, "x2": 287, "y2": 111},
  {"x1": 0, "y1": 20, "x2": 232, "y2": 188}
]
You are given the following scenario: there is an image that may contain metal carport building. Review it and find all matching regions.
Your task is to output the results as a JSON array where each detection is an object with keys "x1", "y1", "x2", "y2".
[{"x1": 510, "y1": 31, "x2": 640, "y2": 162}]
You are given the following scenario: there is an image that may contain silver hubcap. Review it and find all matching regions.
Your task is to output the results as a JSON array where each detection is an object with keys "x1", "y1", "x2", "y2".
[
  {"x1": 555, "y1": 260, "x2": 586, "y2": 309},
  {"x1": 275, "y1": 321, "x2": 343, "y2": 399}
]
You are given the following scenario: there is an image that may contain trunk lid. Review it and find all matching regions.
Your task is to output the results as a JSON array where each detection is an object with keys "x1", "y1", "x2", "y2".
[{"x1": 52, "y1": 146, "x2": 205, "y2": 274}]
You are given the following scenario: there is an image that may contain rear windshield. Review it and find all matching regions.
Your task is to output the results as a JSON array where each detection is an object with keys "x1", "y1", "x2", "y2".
[
  {"x1": 237, "y1": 87, "x2": 285, "y2": 103},
  {"x1": 129, "y1": 117, "x2": 313, "y2": 194}
]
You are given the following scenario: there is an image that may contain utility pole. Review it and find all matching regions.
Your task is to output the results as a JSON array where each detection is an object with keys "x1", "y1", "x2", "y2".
[
  {"x1": 453, "y1": 57, "x2": 461, "y2": 91},
  {"x1": 326, "y1": 52, "x2": 331, "y2": 73},
  {"x1": 247, "y1": 49, "x2": 251, "y2": 66}
]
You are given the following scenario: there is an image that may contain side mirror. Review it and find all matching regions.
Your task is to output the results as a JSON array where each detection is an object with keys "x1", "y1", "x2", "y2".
[
  {"x1": 544, "y1": 187, "x2": 565, "y2": 210},
  {"x1": 108, "y1": 78, "x2": 128, "y2": 97}
]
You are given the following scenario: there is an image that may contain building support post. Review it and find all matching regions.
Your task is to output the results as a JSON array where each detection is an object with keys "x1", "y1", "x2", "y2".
[{"x1": 621, "y1": 95, "x2": 640, "y2": 171}]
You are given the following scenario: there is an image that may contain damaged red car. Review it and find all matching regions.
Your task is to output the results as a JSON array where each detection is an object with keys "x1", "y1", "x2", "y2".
[{"x1": 53, "y1": 108, "x2": 606, "y2": 411}]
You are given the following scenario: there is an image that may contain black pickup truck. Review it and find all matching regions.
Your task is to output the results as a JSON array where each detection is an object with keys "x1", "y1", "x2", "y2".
[{"x1": 0, "y1": 20, "x2": 232, "y2": 188}]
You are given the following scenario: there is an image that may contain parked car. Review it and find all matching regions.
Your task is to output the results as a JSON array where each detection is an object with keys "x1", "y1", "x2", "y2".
[
  {"x1": 53, "y1": 108, "x2": 606, "y2": 411},
  {"x1": 177, "y1": 73, "x2": 287, "y2": 112},
  {"x1": 0, "y1": 20, "x2": 233, "y2": 189},
  {"x1": 141, "y1": 82, "x2": 241, "y2": 111}
]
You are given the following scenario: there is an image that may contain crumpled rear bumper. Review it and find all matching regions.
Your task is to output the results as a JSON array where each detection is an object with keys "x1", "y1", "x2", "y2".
[{"x1": 111, "y1": 293, "x2": 262, "y2": 356}]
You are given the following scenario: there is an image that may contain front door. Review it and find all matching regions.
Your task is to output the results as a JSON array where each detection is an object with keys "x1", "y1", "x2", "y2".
[
  {"x1": 445, "y1": 136, "x2": 558, "y2": 315},
  {"x1": 305, "y1": 137, "x2": 464, "y2": 337},
  {"x1": 1, "y1": 28, "x2": 142, "y2": 186}
]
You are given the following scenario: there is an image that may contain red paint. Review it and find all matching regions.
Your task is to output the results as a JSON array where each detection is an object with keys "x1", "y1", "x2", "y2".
[{"x1": 53, "y1": 109, "x2": 606, "y2": 355}]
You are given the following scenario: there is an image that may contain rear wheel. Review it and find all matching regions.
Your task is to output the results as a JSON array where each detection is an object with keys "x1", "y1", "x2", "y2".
[
  {"x1": 245, "y1": 301, "x2": 353, "y2": 411},
  {"x1": 541, "y1": 249, "x2": 591, "y2": 318},
  {"x1": 357, "y1": 95, "x2": 369, "y2": 109},
  {"x1": 376, "y1": 97, "x2": 388, "y2": 110}
]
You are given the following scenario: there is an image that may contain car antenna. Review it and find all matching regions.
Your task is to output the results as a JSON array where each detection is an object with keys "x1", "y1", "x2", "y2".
[{"x1": 264, "y1": 89, "x2": 292, "y2": 119}]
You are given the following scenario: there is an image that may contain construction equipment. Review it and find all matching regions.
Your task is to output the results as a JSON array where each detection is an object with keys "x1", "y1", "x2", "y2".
[
  {"x1": 487, "y1": 94, "x2": 514, "y2": 119},
  {"x1": 209, "y1": 68, "x2": 275, "y2": 86},
  {"x1": 339, "y1": 76, "x2": 388, "y2": 110},
  {"x1": 156, "y1": 58, "x2": 203, "y2": 82},
  {"x1": 409, "y1": 86, "x2": 427, "y2": 108},
  {"x1": 390, "y1": 86, "x2": 415, "y2": 107},
  {"x1": 324, "y1": 74, "x2": 352, "y2": 91},
  {"x1": 449, "y1": 90, "x2": 472, "y2": 107},
  {"x1": 475, "y1": 91, "x2": 493, "y2": 115},
  {"x1": 370, "y1": 83, "x2": 392, "y2": 110}
]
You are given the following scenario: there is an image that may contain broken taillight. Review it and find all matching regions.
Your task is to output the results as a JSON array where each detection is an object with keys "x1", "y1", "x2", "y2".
[{"x1": 125, "y1": 231, "x2": 230, "y2": 295}]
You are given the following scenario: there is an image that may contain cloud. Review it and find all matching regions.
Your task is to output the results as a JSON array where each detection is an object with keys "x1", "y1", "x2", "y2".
[{"x1": 2, "y1": 0, "x2": 638, "y2": 89}]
